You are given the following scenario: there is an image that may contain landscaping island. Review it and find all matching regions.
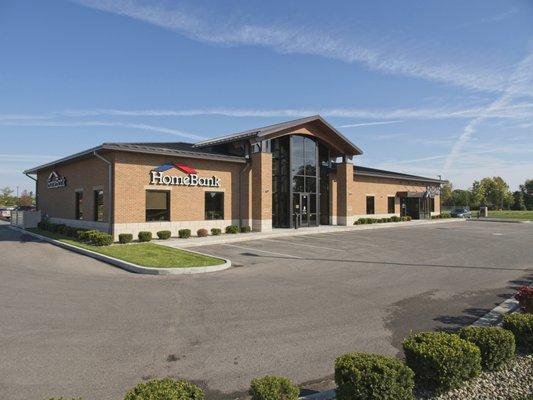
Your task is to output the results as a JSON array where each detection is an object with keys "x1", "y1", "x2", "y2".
[{"x1": 28, "y1": 228, "x2": 224, "y2": 268}]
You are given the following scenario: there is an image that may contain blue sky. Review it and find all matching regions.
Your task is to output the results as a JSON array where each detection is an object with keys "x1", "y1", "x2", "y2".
[{"x1": 1, "y1": 0, "x2": 532, "y2": 193}]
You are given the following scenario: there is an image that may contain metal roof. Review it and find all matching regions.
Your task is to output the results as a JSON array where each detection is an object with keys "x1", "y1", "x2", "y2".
[
  {"x1": 193, "y1": 115, "x2": 363, "y2": 155},
  {"x1": 23, "y1": 142, "x2": 245, "y2": 174},
  {"x1": 354, "y1": 165, "x2": 444, "y2": 184}
]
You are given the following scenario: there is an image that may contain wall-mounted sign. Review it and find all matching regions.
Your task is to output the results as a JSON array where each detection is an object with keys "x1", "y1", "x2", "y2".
[
  {"x1": 150, "y1": 163, "x2": 221, "y2": 187},
  {"x1": 47, "y1": 171, "x2": 67, "y2": 189}
]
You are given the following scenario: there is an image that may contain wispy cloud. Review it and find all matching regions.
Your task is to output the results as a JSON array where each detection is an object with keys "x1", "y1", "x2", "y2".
[
  {"x1": 338, "y1": 120, "x2": 404, "y2": 128},
  {"x1": 58, "y1": 103, "x2": 533, "y2": 120},
  {"x1": 443, "y1": 52, "x2": 533, "y2": 174},
  {"x1": 71, "y1": 0, "x2": 528, "y2": 95},
  {"x1": 0, "y1": 120, "x2": 204, "y2": 141}
]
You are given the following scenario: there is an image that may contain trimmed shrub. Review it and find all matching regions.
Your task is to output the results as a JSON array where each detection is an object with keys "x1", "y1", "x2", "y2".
[
  {"x1": 197, "y1": 228, "x2": 209, "y2": 237},
  {"x1": 123, "y1": 378, "x2": 204, "y2": 400},
  {"x1": 178, "y1": 229, "x2": 191, "y2": 239},
  {"x1": 335, "y1": 352, "x2": 414, "y2": 400},
  {"x1": 76, "y1": 229, "x2": 90, "y2": 241},
  {"x1": 391, "y1": 215, "x2": 400, "y2": 222},
  {"x1": 441, "y1": 213, "x2": 451, "y2": 218},
  {"x1": 502, "y1": 313, "x2": 533, "y2": 353},
  {"x1": 138, "y1": 231, "x2": 152, "y2": 242},
  {"x1": 403, "y1": 332, "x2": 481, "y2": 392},
  {"x1": 459, "y1": 326, "x2": 515, "y2": 370},
  {"x1": 226, "y1": 225, "x2": 239, "y2": 234},
  {"x1": 37, "y1": 221, "x2": 48, "y2": 230},
  {"x1": 249, "y1": 376, "x2": 299, "y2": 400},
  {"x1": 240, "y1": 225, "x2": 252, "y2": 233},
  {"x1": 353, "y1": 220, "x2": 362, "y2": 225},
  {"x1": 65, "y1": 226, "x2": 79, "y2": 237},
  {"x1": 211, "y1": 228, "x2": 222, "y2": 236},
  {"x1": 405, "y1": 216, "x2": 412, "y2": 221},
  {"x1": 157, "y1": 230, "x2": 172, "y2": 240},
  {"x1": 56, "y1": 224, "x2": 68, "y2": 235},
  {"x1": 118, "y1": 233, "x2": 133, "y2": 244},
  {"x1": 87, "y1": 231, "x2": 113, "y2": 246}
]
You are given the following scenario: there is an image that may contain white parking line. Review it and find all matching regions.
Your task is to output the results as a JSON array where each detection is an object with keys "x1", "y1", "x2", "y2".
[
  {"x1": 262, "y1": 238, "x2": 345, "y2": 252},
  {"x1": 223, "y1": 244, "x2": 302, "y2": 259}
]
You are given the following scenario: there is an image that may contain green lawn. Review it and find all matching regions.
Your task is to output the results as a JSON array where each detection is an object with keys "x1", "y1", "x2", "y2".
[
  {"x1": 472, "y1": 210, "x2": 533, "y2": 220},
  {"x1": 28, "y1": 228, "x2": 224, "y2": 268}
]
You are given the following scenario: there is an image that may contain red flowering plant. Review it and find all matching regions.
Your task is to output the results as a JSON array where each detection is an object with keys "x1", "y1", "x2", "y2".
[{"x1": 515, "y1": 286, "x2": 533, "y2": 313}]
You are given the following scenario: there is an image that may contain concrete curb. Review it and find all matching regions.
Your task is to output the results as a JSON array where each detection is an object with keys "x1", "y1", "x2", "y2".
[
  {"x1": 469, "y1": 218, "x2": 531, "y2": 224},
  {"x1": 162, "y1": 219, "x2": 465, "y2": 249},
  {"x1": 9, "y1": 226, "x2": 231, "y2": 275},
  {"x1": 472, "y1": 296, "x2": 521, "y2": 327},
  {"x1": 299, "y1": 389, "x2": 336, "y2": 400}
]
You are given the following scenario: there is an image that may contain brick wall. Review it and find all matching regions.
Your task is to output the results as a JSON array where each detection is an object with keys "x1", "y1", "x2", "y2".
[{"x1": 36, "y1": 155, "x2": 112, "y2": 230}]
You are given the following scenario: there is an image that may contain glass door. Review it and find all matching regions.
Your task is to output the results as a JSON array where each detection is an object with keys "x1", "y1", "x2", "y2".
[{"x1": 293, "y1": 193, "x2": 310, "y2": 227}]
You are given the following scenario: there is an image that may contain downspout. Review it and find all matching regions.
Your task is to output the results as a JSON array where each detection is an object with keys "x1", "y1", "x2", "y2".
[
  {"x1": 24, "y1": 173, "x2": 38, "y2": 209},
  {"x1": 93, "y1": 151, "x2": 113, "y2": 236}
]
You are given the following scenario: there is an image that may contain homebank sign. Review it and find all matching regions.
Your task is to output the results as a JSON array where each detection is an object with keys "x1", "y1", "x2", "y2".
[{"x1": 150, "y1": 163, "x2": 221, "y2": 187}]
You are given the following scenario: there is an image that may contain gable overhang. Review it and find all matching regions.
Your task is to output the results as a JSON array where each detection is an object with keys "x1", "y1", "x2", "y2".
[{"x1": 194, "y1": 115, "x2": 363, "y2": 157}]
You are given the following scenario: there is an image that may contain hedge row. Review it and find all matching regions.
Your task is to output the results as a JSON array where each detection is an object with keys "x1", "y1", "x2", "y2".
[
  {"x1": 431, "y1": 213, "x2": 452, "y2": 219},
  {"x1": 37, "y1": 221, "x2": 113, "y2": 246},
  {"x1": 354, "y1": 215, "x2": 411, "y2": 225},
  {"x1": 45, "y1": 314, "x2": 533, "y2": 400}
]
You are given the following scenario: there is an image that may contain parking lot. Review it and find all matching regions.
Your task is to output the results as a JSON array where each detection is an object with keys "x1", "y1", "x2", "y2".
[{"x1": 0, "y1": 220, "x2": 532, "y2": 400}]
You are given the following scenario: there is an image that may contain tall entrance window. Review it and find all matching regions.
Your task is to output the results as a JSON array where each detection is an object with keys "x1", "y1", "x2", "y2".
[
  {"x1": 272, "y1": 135, "x2": 328, "y2": 228},
  {"x1": 75, "y1": 191, "x2": 83, "y2": 220},
  {"x1": 366, "y1": 196, "x2": 375, "y2": 215}
]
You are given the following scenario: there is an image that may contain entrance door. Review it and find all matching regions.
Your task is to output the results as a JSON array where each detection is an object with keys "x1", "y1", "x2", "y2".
[{"x1": 293, "y1": 193, "x2": 310, "y2": 227}]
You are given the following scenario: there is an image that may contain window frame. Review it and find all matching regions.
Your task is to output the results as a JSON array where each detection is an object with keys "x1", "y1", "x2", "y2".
[
  {"x1": 205, "y1": 191, "x2": 224, "y2": 220},
  {"x1": 145, "y1": 190, "x2": 170, "y2": 222},
  {"x1": 94, "y1": 189, "x2": 104, "y2": 222},
  {"x1": 366, "y1": 196, "x2": 375, "y2": 215},
  {"x1": 387, "y1": 196, "x2": 396, "y2": 214},
  {"x1": 75, "y1": 191, "x2": 84, "y2": 220}
]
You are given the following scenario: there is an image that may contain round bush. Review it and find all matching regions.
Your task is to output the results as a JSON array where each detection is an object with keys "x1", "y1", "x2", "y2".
[
  {"x1": 157, "y1": 230, "x2": 172, "y2": 240},
  {"x1": 178, "y1": 229, "x2": 191, "y2": 239},
  {"x1": 56, "y1": 224, "x2": 68, "y2": 235},
  {"x1": 123, "y1": 378, "x2": 204, "y2": 400},
  {"x1": 225, "y1": 225, "x2": 239, "y2": 234},
  {"x1": 88, "y1": 231, "x2": 113, "y2": 246},
  {"x1": 240, "y1": 225, "x2": 252, "y2": 233},
  {"x1": 335, "y1": 352, "x2": 414, "y2": 400},
  {"x1": 197, "y1": 228, "x2": 208, "y2": 237},
  {"x1": 249, "y1": 376, "x2": 299, "y2": 400},
  {"x1": 353, "y1": 220, "x2": 362, "y2": 225},
  {"x1": 76, "y1": 229, "x2": 90, "y2": 241},
  {"x1": 502, "y1": 313, "x2": 533, "y2": 353},
  {"x1": 459, "y1": 326, "x2": 515, "y2": 370},
  {"x1": 403, "y1": 332, "x2": 481, "y2": 392},
  {"x1": 118, "y1": 233, "x2": 133, "y2": 244},
  {"x1": 138, "y1": 231, "x2": 152, "y2": 242},
  {"x1": 211, "y1": 228, "x2": 221, "y2": 236}
]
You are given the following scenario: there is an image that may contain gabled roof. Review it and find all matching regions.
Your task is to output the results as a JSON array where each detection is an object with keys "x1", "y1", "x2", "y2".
[
  {"x1": 193, "y1": 115, "x2": 363, "y2": 156},
  {"x1": 354, "y1": 165, "x2": 444, "y2": 185}
]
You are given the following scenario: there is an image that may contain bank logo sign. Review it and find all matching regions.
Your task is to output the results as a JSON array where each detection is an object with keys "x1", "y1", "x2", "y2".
[
  {"x1": 150, "y1": 163, "x2": 221, "y2": 187},
  {"x1": 47, "y1": 171, "x2": 67, "y2": 189}
]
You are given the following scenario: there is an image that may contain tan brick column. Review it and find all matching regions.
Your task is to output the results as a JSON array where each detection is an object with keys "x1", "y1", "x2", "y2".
[
  {"x1": 251, "y1": 152, "x2": 272, "y2": 232},
  {"x1": 336, "y1": 162, "x2": 354, "y2": 225}
]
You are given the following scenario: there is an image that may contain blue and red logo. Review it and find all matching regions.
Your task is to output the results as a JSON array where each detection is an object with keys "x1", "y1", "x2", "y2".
[{"x1": 153, "y1": 163, "x2": 198, "y2": 174}]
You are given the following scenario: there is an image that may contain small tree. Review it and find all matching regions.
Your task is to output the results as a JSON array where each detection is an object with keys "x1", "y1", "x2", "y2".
[
  {"x1": 17, "y1": 190, "x2": 35, "y2": 206},
  {"x1": 0, "y1": 187, "x2": 16, "y2": 206}
]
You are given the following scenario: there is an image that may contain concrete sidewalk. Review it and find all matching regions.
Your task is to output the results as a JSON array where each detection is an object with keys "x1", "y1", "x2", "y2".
[{"x1": 159, "y1": 218, "x2": 464, "y2": 249}]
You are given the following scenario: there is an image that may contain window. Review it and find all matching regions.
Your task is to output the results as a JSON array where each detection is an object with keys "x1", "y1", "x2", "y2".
[
  {"x1": 388, "y1": 196, "x2": 395, "y2": 214},
  {"x1": 75, "y1": 191, "x2": 83, "y2": 220},
  {"x1": 205, "y1": 192, "x2": 224, "y2": 220},
  {"x1": 366, "y1": 196, "x2": 375, "y2": 215},
  {"x1": 94, "y1": 190, "x2": 104, "y2": 222},
  {"x1": 146, "y1": 190, "x2": 170, "y2": 221},
  {"x1": 430, "y1": 198, "x2": 435, "y2": 212}
]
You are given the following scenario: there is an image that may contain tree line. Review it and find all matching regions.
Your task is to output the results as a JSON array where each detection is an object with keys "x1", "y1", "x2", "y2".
[
  {"x1": 0, "y1": 187, "x2": 35, "y2": 207},
  {"x1": 441, "y1": 177, "x2": 533, "y2": 210}
]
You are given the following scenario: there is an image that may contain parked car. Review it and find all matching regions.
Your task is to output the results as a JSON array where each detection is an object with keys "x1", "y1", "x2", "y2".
[
  {"x1": 13, "y1": 205, "x2": 37, "y2": 212},
  {"x1": 0, "y1": 207, "x2": 15, "y2": 219},
  {"x1": 450, "y1": 208, "x2": 472, "y2": 218}
]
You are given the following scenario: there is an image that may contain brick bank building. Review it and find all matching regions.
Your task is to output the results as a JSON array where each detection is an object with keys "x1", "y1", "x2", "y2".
[{"x1": 24, "y1": 116, "x2": 442, "y2": 240}]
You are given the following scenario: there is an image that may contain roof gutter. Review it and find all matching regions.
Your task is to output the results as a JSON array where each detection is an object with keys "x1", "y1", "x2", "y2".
[{"x1": 93, "y1": 150, "x2": 114, "y2": 236}]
